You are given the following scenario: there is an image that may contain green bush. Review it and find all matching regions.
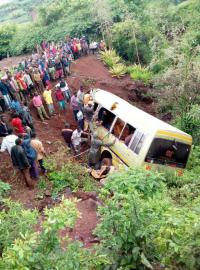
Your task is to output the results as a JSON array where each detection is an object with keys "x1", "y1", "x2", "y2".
[
  {"x1": 175, "y1": 105, "x2": 200, "y2": 145},
  {"x1": 128, "y1": 65, "x2": 153, "y2": 85},
  {"x1": 96, "y1": 167, "x2": 200, "y2": 270},
  {"x1": 0, "y1": 199, "x2": 38, "y2": 254},
  {"x1": 100, "y1": 49, "x2": 121, "y2": 68},
  {"x1": 95, "y1": 168, "x2": 167, "y2": 269},
  {"x1": 0, "y1": 180, "x2": 11, "y2": 201},
  {"x1": 111, "y1": 20, "x2": 153, "y2": 64},
  {"x1": 109, "y1": 63, "x2": 126, "y2": 78},
  {"x1": 46, "y1": 162, "x2": 96, "y2": 198},
  {"x1": 0, "y1": 24, "x2": 16, "y2": 58},
  {"x1": 0, "y1": 198, "x2": 108, "y2": 269}
]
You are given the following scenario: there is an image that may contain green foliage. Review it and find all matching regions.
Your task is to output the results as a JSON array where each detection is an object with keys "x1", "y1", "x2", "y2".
[
  {"x1": 0, "y1": 24, "x2": 16, "y2": 58},
  {"x1": 109, "y1": 63, "x2": 126, "y2": 78},
  {"x1": 43, "y1": 147, "x2": 96, "y2": 198},
  {"x1": 111, "y1": 20, "x2": 153, "y2": 64},
  {"x1": 96, "y1": 168, "x2": 166, "y2": 269},
  {"x1": 0, "y1": 199, "x2": 38, "y2": 254},
  {"x1": 128, "y1": 65, "x2": 153, "y2": 85},
  {"x1": 0, "y1": 0, "x2": 52, "y2": 24},
  {"x1": 175, "y1": 105, "x2": 200, "y2": 145},
  {"x1": 0, "y1": 180, "x2": 11, "y2": 201},
  {"x1": 100, "y1": 49, "x2": 121, "y2": 68},
  {"x1": 96, "y1": 167, "x2": 200, "y2": 270},
  {"x1": 0, "y1": 197, "x2": 108, "y2": 269},
  {"x1": 9, "y1": 23, "x2": 47, "y2": 55},
  {"x1": 47, "y1": 163, "x2": 96, "y2": 198}
]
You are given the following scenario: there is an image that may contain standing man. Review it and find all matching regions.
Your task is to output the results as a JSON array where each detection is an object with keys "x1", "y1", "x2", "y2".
[
  {"x1": 10, "y1": 96, "x2": 23, "y2": 114},
  {"x1": 0, "y1": 77, "x2": 12, "y2": 108},
  {"x1": 32, "y1": 92, "x2": 49, "y2": 122},
  {"x1": 0, "y1": 128, "x2": 18, "y2": 154},
  {"x1": 30, "y1": 133, "x2": 47, "y2": 175},
  {"x1": 24, "y1": 70, "x2": 34, "y2": 98},
  {"x1": 84, "y1": 101, "x2": 94, "y2": 132},
  {"x1": 21, "y1": 136, "x2": 39, "y2": 180},
  {"x1": 55, "y1": 86, "x2": 66, "y2": 113},
  {"x1": 11, "y1": 138, "x2": 35, "y2": 189},
  {"x1": 70, "y1": 92, "x2": 79, "y2": 121},
  {"x1": 77, "y1": 85, "x2": 84, "y2": 112},
  {"x1": 0, "y1": 115, "x2": 9, "y2": 137},
  {"x1": 43, "y1": 86, "x2": 55, "y2": 116},
  {"x1": 60, "y1": 79, "x2": 71, "y2": 102},
  {"x1": 0, "y1": 91, "x2": 6, "y2": 113},
  {"x1": 88, "y1": 132, "x2": 116, "y2": 169}
]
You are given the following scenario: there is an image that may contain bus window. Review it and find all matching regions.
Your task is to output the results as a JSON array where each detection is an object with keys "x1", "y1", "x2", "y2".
[
  {"x1": 134, "y1": 134, "x2": 145, "y2": 154},
  {"x1": 129, "y1": 131, "x2": 144, "y2": 154},
  {"x1": 98, "y1": 108, "x2": 115, "y2": 130},
  {"x1": 111, "y1": 118, "x2": 125, "y2": 138},
  {"x1": 123, "y1": 125, "x2": 136, "y2": 143},
  {"x1": 145, "y1": 138, "x2": 191, "y2": 168}
]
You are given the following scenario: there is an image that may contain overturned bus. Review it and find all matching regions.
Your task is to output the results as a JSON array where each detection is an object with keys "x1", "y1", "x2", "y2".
[{"x1": 91, "y1": 89, "x2": 192, "y2": 176}]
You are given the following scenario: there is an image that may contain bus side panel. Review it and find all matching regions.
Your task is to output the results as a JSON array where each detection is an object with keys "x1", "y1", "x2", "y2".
[{"x1": 96, "y1": 126, "x2": 153, "y2": 168}]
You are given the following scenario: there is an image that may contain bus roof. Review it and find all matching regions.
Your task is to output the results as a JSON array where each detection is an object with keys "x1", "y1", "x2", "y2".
[{"x1": 93, "y1": 89, "x2": 192, "y2": 141}]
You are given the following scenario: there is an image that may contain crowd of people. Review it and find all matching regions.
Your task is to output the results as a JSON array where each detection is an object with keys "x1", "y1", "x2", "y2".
[{"x1": 0, "y1": 36, "x2": 111, "y2": 189}]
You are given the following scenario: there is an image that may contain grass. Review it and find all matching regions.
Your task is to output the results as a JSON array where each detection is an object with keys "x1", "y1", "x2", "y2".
[{"x1": 41, "y1": 144, "x2": 97, "y2": 199}]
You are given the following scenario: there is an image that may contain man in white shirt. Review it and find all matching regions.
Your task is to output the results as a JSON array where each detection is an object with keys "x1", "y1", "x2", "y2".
[
  {"x1": 0, "y1": 128, "x2": 18, "y2": 155},
  {"x1": 71, "y1": 127, "x2": 83, "y2": 153}
]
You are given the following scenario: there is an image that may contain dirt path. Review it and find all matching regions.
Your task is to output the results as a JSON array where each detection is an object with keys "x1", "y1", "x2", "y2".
[{"x1": 0, "y1": 54, "x2": 155, "y2": 247}]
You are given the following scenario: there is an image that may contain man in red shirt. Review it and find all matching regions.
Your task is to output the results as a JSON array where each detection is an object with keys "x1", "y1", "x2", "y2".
[
  {"x1": 55, "y1": 86, "x2": 66, "y2": 112},
  {"x1": 11, "y1": 113, "x2": 25, "y2": 135}
]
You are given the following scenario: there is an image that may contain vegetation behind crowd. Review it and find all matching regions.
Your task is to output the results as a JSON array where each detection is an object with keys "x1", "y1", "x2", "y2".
[{"x1": 0, "y1": 0, "x2": 199, "y2": 126}]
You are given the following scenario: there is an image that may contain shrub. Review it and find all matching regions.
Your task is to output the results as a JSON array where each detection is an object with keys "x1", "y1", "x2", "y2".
[
  {"x1": 0, "y1": 197, "x2": 109, "y2": 269},
  {"x1": 96, "y1": 167, "x2": 200, "y2": 270},
  {"x1": 0, "y1": 199, "x2": 38, "y2": 254},
  {"x1": 175, "y1": 105, "x2": 200, "y2": 145},
  {"x1": 43, "y1": 145, "x2": 96, "y2": 198},
  {"x1": 0, "y1": 180, "x2": 11, "y2": 201},
  {"x1": 100, "y1": 49, "x2": 121, "y2": 68},
  {"x1": 109, "y1": 63, "x2": 126, "y2": 78},
  {"x1": 128, "y1": 65, "x2": 153, "y2": 85},
  {"x1": 46, "y1": 162, "x2": 96, "y2": 198},
  {"x1": 95, "y1": 168, "x2": 167, "y2": 269}
]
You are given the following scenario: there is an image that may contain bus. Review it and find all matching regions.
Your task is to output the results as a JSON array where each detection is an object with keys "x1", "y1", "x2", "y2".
[{"x1": 91, "y1": 89, "x2": 192, "y2": 175}]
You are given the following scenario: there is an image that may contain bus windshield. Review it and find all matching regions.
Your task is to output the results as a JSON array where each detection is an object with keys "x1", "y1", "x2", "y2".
[{"x1": 145, "y1": 138, "x2": 191, "y2": 168}]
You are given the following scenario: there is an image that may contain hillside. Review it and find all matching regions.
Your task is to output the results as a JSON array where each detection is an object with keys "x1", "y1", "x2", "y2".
[
  {"x1": 0, "y1": 0, "x2": 50, "y2": 23},
  {"x1": 0, "y1": 1, "x2": 200, "y2": 269}
]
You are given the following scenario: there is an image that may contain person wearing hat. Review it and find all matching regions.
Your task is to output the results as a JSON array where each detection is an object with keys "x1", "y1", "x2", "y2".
[{"x1": 59, "y1": 79, "x2": 71, "y2": 102}]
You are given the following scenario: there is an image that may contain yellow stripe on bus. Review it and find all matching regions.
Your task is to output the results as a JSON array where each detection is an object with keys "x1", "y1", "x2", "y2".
[{"x1": 156, "y1": 131, "x2": 192, "y2": 144}]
